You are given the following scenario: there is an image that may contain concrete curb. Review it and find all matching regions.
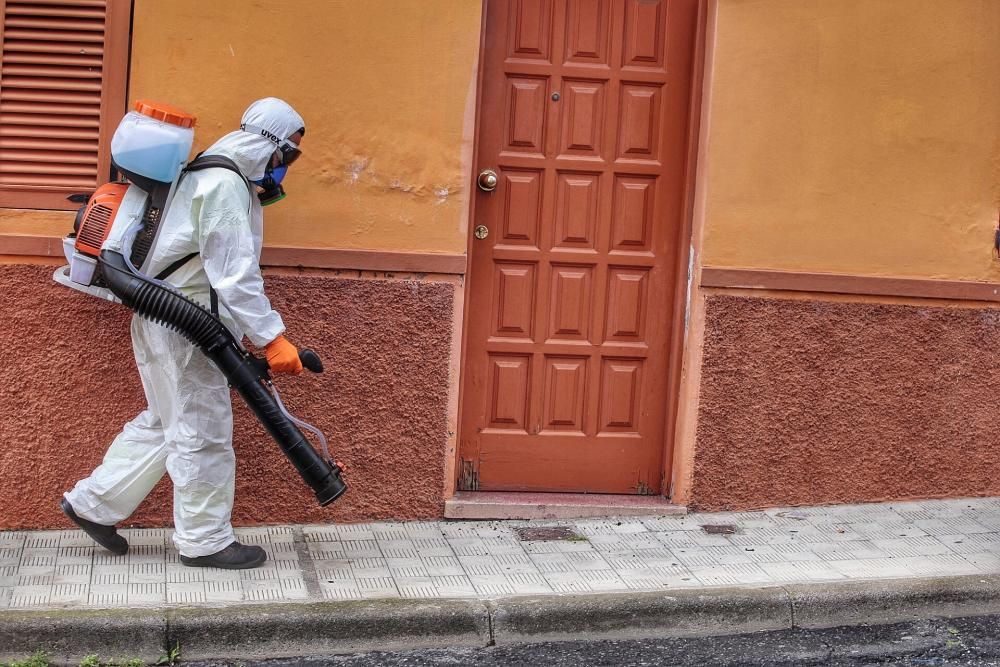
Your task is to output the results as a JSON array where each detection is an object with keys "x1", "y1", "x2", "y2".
[{"x1": 3, "y1": 575, "x2": 1000, "y2": 662}]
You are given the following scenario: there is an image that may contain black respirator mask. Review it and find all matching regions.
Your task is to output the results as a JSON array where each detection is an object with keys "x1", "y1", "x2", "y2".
[{"x1": 253, "y1": 164, "x2": 288, "y2": 207}]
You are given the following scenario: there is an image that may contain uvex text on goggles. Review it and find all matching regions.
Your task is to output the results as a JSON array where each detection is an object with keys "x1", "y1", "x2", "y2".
[{"x1": 240, "y1": 123, "x2": 302, "y2": 166}]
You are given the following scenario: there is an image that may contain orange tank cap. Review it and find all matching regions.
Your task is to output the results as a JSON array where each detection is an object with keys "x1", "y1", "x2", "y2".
[{"x1": 133, "y1": 100, "x2": 197, "y2": 128}]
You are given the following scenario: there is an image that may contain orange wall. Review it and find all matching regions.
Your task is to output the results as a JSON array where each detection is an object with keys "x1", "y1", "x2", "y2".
[
  {"x1": 700, "y1": 0, "x2": 1000, "y2": 281},
  {"x1": 127, "y1": 0, "x2": 482, "y2": 254}
]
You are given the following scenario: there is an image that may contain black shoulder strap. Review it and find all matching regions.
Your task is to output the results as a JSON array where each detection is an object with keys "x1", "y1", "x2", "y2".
[
  {"x1": 151, "y1": 154, "x2": 250, "y2": 316},
  {"x1": 154, "y1": 252, "x2": 198, "y2": 281},
  {"x1": 182, "y1": 154, "x2": 253, "y2": 200}
]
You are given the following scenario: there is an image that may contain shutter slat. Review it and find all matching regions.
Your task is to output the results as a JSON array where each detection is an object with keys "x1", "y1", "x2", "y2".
[
  {"x1": 7, "y1": 0, "x2": 108, "y2": 8},
  {"x1": 1, "y1": 89, "x2": 101, "y2": 104},
  {"x1": 0, "y1": 174, "x2": 99, "y2": 187},
  {"x1": 2, "y1": 40, "x2": 103, "y2": 55},
  {"x1": 0, "y1": 149, "x2": 98, "y2": 165},
  {"x1": 2, "y1": 52, "x2": 103, "y2": 67},
  {"x1": 0, "y1": 125, "x2": 99, "y2": 140},
  {"x1": 4, "y1": 19, "x2": 105, "y2": 32},
  {"x1": 2, "y1": 76, "x2": 102, "y2": 91},
  {"x1": 1, "y1": 107, "x2": 100, "y2": 122},
  {"x1": 0, "y1": 161, "x2": 98, "y2": 174},
  {"x1": 2, "y1": 65, "x2": 103, "y2": 78},
  {"x1": 4, "y1": 5, "x2": 105, "y2": 20},
  {"x1": 6, "y1": 0, "x2": 106, "y2": 8},
  {"x1": 0, "y1": 137, "x2": 96, "y2": 152},
  {"x1": 3, "y1": 29, "x2": 104, "y2": 43}
]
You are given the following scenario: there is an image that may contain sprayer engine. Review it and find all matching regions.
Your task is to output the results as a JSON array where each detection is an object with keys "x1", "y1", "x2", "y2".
[
  {"x1": 66, "y1": 183, "x2": 129, "y2": 286},
  {"x1": 58, "y1": 183, "x2": 155, "y2": 301}
]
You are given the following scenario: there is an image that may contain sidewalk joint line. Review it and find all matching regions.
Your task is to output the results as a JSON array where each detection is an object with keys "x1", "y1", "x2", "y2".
[
  {"x1": 779, "y1": 584, "x2": 797, "y2": 628},
  {"x1": 293, "y1": 526, "x2": 323, "y2": 600}
]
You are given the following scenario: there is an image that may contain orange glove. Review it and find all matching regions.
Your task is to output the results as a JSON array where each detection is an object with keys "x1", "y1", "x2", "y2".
[{"x1": 264, "y1": 335, "x2": 303, "y2": 375}]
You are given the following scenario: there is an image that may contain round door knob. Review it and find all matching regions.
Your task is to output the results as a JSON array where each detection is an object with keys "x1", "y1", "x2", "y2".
[
  {"x1": 478, "y1": 169, "x2": 498, "y2": 192},
  {"x1": 474, "y1": 225, "x2": 489, "y2": 240}
]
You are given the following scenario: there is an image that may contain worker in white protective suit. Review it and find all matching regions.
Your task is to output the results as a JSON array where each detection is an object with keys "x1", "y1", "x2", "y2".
[{"x1": 61, "y1": 98, "x2": 307, "y2": 569}]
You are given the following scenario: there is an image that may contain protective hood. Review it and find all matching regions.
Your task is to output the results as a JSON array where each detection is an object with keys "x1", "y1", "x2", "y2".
[{"x1": 200, "y1": 98, "x2": 305, "y2": 181}]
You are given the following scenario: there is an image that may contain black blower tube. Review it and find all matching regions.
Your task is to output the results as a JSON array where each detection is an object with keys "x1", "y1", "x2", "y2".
[{"x1": 98, "y1": 250, "x2": 347, "y2": 507}]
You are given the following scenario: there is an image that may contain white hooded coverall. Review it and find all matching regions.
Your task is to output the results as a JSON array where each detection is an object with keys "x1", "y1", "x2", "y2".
[{"x1": 65, "y1": 99, "x2": 305, "y2": 556}]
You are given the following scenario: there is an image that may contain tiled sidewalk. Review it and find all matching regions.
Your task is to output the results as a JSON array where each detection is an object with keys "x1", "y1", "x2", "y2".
[{"x1": 3, "y1": 497, "x2": 1000, "y2": 610}]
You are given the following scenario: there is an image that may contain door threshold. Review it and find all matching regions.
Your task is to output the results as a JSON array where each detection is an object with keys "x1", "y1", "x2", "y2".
[{"x1": 444, "y1": 491, "x2": 687, "y2": 520}]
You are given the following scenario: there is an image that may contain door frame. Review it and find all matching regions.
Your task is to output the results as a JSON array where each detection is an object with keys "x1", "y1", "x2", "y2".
[{"x1": 454, "y1": 0, "x2": 710, "y2": 499}]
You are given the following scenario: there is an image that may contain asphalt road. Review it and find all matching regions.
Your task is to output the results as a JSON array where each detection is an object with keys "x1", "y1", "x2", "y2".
[{"x1": 184, "y1": 614, "x2": 1000, "y2": 666}]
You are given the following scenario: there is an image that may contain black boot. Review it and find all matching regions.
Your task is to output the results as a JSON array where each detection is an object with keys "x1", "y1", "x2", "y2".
[
  {"x1": 179, "y1": 541, "x2": 267, "y2": 569},
  {"x1": 59, "y1": 497, "x2": 128, "y2": 556}
]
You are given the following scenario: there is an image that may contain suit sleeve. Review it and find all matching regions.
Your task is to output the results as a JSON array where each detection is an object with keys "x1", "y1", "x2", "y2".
[{"x1": 195, "y1": 173, "x2": 285, "y2": 347}]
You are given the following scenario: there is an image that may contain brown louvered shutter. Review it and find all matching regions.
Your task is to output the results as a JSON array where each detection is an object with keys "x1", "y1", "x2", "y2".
[{"x1": 0, "y1": 0, "x2": 128, "y2": 210}]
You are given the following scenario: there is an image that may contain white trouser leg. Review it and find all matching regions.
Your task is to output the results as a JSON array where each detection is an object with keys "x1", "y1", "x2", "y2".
[
  {"x1": 163, "y1": 340, "x2": 236, "y2": 558},
  {"x1": 65, "y1": 316, "x2": 236, "y2": 557},
  {"x1": 64, "y1": 409, "x2": 168, "y2": 525},
  {"x1": 65, "y1": 317, "x2": 169, "y2": 524}
]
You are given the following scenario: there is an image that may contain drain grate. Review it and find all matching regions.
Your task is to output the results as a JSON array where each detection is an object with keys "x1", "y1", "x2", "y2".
[
  {"x1": 513, "y1": 526, "x2": 584, "y2": 542},
  {"x1": 701, "y1": 524, "x2": 737, "y2": 535}
]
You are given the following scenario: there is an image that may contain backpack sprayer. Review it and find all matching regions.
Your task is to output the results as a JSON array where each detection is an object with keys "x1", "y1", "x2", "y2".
[{"x1": 53, "y1": 101, "x2": 347, "y2": 507}]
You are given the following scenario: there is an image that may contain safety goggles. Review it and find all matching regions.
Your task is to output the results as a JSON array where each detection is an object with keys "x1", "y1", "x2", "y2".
[{"x1": 240, "y1": 123, "x2": 303, "y2": 166}]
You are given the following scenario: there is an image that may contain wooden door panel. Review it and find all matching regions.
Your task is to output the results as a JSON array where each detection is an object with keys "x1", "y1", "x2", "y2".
[{"x1": 461, "y1": 0, "x2": 697, "y2": 494}]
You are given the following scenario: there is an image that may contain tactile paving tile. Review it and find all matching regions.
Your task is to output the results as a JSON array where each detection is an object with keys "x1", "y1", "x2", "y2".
[
  {"x1": 503, "y1": 572, "x2": 551, "y2": 594},
  {"x1": 24, "y1": 532, "x2": 61, "y2": 549},
  {"x1": 961, "y1": 551, "x2": 1000, "y2": 573},
  {"x1": 379, "y1": 540, "x2": 420, "y2": 558},
  {"x1": 205, "y1": 579, "x2": 243, "y2": 602},
  {"x1": 405, "y1": 522, "x2": 447, "y2": 539},
  {"x1": 757, "y1": 560, "x2": 845, "y2": 582},
  {"x1": 340, "y1": 540, "x2": 383, "y2": 558},
  {"x1": 241, "y1": 580, "x2": 283, "y2": 602},
  {"x1": 529, "y1": 553, "x2": 574, "y2": 574},
  {"x1": 167, "y1": 582, "x2": 207, "y2": 605},
  {"x1": 53, "y1": 564, "x2": 90, "y2": 584},
  {"x1": 372, "y1": 525, "x2": 409, "y2": 541},
  {"x1": 413, "y1": 538, "x2": 451, "y2": 555},
  {"x1": 870, "y1": 537, "x2": 954, "y2": 558},
  {"x1": 10, "y1": 585, "x2": 51, "y2": 608},
  {"x1": 447, "y1": 538, "x2": 492, "y2": 557},
  {"x1": 826, "y1": 558, "x2": 915, "y2": 579},
  {"x1": 315, "y1": 562, "x2": 354, "y2": 581},
  {"x1": 128, "y1": 582, "x2": 165, "y2": 605},
  {"x1": 320, "y1": 580, "x2": 363, "y2": 600},
  {"x1": 641, "y1": 516, "x2": 712, "y2": 532},
  {"x1": 88, "y1": 585, "x2": 128, "y2": 607},
  {"x1": 386, "y1": 558, "x2": 428, "y2": 578},
  {"x1": 351, "y1": 557, "x2": 392, "y2": 578},
  {"x1": 397, "y1": 577, "x2": 439, "y2": 598},
  {"x1": 564, "y1": 551, "x2": 612, "y2": 571},
  {"x1": 738, "y1": 546, "x2": 820, "y2": 564},
  {"x1": 893, "y1": 554, "x2": 981, "y2": 576},
  {"x1": 431, "y1": 574, "x2": 477, "y2": 596},
  {"x1": 689, "y1": 563, "x2": 773, "y2": 586},
  {"x1": 48, "y1": 582, "x2": 87, "y2": 604},
  {"x1": 543, "y1": 572, "x2": 592, "y2": 593},
  {"x1": 355, "y1": 576, "x2": 399, "y2": 598},
  {"x1": 422, "y1": 555, "x2": 464, "y2": 576},
  {"x1": 469, "y1": 575, "x2": 515, "y2": 596},
  {"x1": 439, "y1": 522, "x2": 481, "y2": 538},
  {"x1": 269, "y1": 541, "x2": 300, "y2": 560},
  {"x1": 279, "y1": 577, "x2": 309, "y2": 600}
]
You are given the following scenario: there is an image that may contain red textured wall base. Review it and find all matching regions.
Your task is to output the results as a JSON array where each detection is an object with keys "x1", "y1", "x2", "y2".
[
  {"x1": 0, "y1": 265, "x2": 453, "y2": 530},
  {"x1": 692, "y1": 294, "x2": 1000, "y2": 511}
]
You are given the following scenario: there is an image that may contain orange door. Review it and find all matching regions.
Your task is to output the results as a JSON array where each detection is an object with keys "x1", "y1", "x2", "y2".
[{"x1": 460, "y1": 0, "x2": 698, "y2": 494}]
